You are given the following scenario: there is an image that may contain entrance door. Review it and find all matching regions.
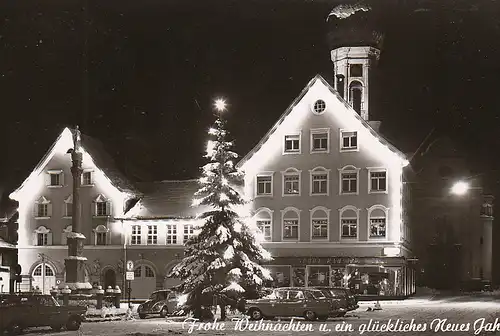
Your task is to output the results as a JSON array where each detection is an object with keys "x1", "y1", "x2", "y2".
[
  {"x1": 32, "y1": 264, "x2": 56, "y2": 294},
  {"x1": 104, "y1": 269, "x2": 116, "y2": 290},
  {"x1": 130, "y1": 265, "x2": 156, "y2": 299}
]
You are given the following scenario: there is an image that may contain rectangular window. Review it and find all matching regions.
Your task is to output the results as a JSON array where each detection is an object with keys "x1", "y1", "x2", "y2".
[
  {"x1": 96, "y1": 202, "x2": 108, "y2": 216},
  {"x1": 284, "y1": 135, "x2": 300, "y2": 153},
  {"x1": 65, "y1": 203, "x2": 72, "y2": 217},
  {"x1": 350, "y1": 64, "x2": 363, "y2": 77},
  {"x1": 183, "y1": 224, "x2": 194, "y2": 242},
  {"x1": 370, "y1": 218, "x2": 386, "y2": 238},
  {"x1": 96, "y1": 232, "x2": 107, "y2": 245},
  {"x1": 283, "y1": 175, "x2": 300, "y2": 195},
  {"x1": 341, "y1": 219, "x2": 357, "y2": 238},
  {"x1": 37, "y1": 233, "x2": 48, "y2": 246},
  {"x1": 166, "y1": 224, "x2": 177, "y2": 244},
  {"x1": 341, "y1": 173, "x2": 357, "y2": 193},
  {"x1": 257, "y1": 176, "x2": 272, "y2": 195},
  {"x1": 341, "y1": 131, "x2": 358, "y2": 150},
  {"x1": 311, "y1": 133, "x2": 328, "y2": 152},
  {"x1": 283, "y1": 220, "x2": 299, "y2": 240},
  {"x1": 49, "y1": 172, "x2": 62, "y2": 186},
  {"x1": 37, "y1": 204, "x2": 48, "y2": 217},
  {"x1": 82, "y1": 171, "x2": 93, "y2": 185},
  {"x1": 256, "y1": 220, "x2": 272, "y2": 241},
  {"x1": 131, "y1": 225, "x2": 141, "y2": 245},
  {"x1": 147, "y1": 225, "x2": 158, "y2": 245},
  {"x1": 370, "y1": 171, "x2": 387, "y2": 192},
  {"x1": 312, "y1": 174, "x2": 328, "y2": 194},
  {"x1": 311, "y1": 219, "x2": 328, "y2": 239}
]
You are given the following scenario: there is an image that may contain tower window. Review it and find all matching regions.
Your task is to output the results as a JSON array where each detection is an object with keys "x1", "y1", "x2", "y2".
[
  {"x1": 349, "y1": 81, "x2": 363, "y2": 115},
  {"x1": 336, "y1": 75, "x2": 345, "y2": 98},
  {"x1": 350, "y1": 64, "x2": 363, "y2": 77}
]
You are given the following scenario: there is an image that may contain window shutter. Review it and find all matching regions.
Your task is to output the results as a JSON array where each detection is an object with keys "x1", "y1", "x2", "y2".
[
  {"x1": 45, "y1": 173, "x2": 51, "y2": 186},
  {"x1": 62, "y1": 233, "x2": 67, "y2": 246},
  {"x1": 60, "y1": 172, "x2": 64, "y2": 186},
  {"x1": 106, "y1": 202, "x2": 112, "y2": 216},
  {"x1": 47, "y1": 203, "x2": 53, "y2": 217},
  {"x1": 47, "y1": 232, "x2": 53, "y2": 246},
  {"x1": 92, "y1": 202, "x2": 96, "y2": 216},
  {"x1": 32, "y1": 233, "x2": 38, "y2": 246},
  {"x1": 33, "y1": 204, "x2": 38, "y2": 217}
]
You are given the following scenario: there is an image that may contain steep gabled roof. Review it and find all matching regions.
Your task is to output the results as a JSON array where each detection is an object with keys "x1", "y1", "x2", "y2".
[
  {"x1": 237, "y1": 74, "x2": 407, "y2": 169},
  {"x1": 10, "y1": 127, "x2": 139, "y2": 200}
]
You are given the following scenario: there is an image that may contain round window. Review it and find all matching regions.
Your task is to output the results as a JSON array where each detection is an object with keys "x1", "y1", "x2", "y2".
[{"x1": 313, "y1": 100, "x2": 326, "y2": 114}]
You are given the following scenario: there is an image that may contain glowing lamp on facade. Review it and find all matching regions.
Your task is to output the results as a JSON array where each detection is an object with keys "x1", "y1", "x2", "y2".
[
  {"x1": 450, "y1": 180, "x2": 470, "y2": 196},
  {"x1": 214, "y1": 98, "x2": 227, "y2": 112},
  {"x1": 383, "y1": 247, "x2": 401, "y2": 257}
]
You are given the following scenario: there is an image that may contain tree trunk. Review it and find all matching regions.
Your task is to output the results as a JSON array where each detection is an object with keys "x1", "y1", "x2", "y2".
[{"x1": 219, "y1": 304, "x2": 227, "y2": 321}]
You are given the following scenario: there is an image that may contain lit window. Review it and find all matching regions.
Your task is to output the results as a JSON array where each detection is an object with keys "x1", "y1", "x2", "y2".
[
  {"x1": 341, "y1": 131, "x2": 358, "y2": 150},
  {"x1": 284, "y1": 135, "x2": 300, "y2": 153},
  {"x1": 313, "y1": 100, "x2": 326, "y2": 114},
  {"x1": 82, "y1": 171, "x2": 93, "y2": 185},
  {"x1": 147, "y1": 225, "x2": 158, "y2": 245},
  {"x1": 166, "y1": 224, "x2": 177, "y2": 244},
  {"x1": 256, "y1": 220, "x2": 272, "y2": 241},
  {"x1": 131, "y1": 225, "x2": 141, "y2": 245},
  {"x1": 183, "y1": 224, "x2": 194, "y2": 242},
  {"x1": 370, "y1": 170, "x2": 387, "y2": 192},
  {"x1": 283, "y1": 174, "x2": 300, "y2": 195},
  {"x1": 256, "y1": 175, "x2": 272, "y2": 196},
  {"x1": 370, "y1": 218, "x2": 386, "y2": 238}
]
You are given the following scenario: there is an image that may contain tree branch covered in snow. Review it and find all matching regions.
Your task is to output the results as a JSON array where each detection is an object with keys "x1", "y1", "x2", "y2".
[
  {"x1": 327, "y1": 1, "x2": 371, "y2": 21},
  {"x1": 168, "y1": 115, "x2": 273, "y2": 318}
]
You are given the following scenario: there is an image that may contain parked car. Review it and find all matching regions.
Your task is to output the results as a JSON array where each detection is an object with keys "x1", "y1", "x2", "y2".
[
  {"x1": 0, "y1": 293, "x2": 86, "y2": 334},
  {"x1": 244, "y1": 287, "x2": 341, "y2": 321},
  {"x1": 137, "y1": 289, "x2": 180, "y2": 319},
  {"x1": 313, "y1": 287, "x2": 359, "y2": 317}
]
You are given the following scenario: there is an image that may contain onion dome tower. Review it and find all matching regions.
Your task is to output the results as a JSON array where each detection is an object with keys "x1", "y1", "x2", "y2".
[{"x1": 326, "y1": 2, "x2": 384, "y2": 124}]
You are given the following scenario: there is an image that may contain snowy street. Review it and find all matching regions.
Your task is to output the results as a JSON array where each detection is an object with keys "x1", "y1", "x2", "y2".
[{"x1": 22, "y1": 295, "x2": 500, "y2": 336}]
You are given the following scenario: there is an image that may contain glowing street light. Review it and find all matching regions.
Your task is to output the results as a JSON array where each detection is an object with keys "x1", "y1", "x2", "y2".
[
  {"x1": 450, "y1": 180, "x2": 470, "y2": 196},
  {"x1": 214, "y1": 98, "x2": 227, "y2": 112}
]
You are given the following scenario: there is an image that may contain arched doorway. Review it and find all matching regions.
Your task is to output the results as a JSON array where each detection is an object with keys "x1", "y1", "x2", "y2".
[
  {"x1": 131, "y1": 265, "x2": 156, "y2": 299},
  {"x1": 32, "y1": 264, "x2": 56, "y2": 294},
  {"x1": 104, "y1": 269, "x2": 116, "y2": 290}
]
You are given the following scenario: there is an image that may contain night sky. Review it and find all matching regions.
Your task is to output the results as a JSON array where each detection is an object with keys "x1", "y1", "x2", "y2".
[{"x1": 2, "y1": 0, "x2": 500, "y2": 196}]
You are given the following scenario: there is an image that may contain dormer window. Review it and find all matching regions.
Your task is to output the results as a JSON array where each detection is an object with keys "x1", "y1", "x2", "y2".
[
  {"x1": 93, "y1": 194, "x2": 111, "y2": 217},
  {"x1": 284, "y1": 134, "x2": 301, "y2": 154},
  {"x1": 34, "y1": 196, "x2": 52, "y2": 218},
  {"x1": 82, "y1": 170, "x2": 93, "y2": 186},
  {"x1": 46, "y1": 170, "x2": 64, "y2": 187},
  {"x1": 341, "y1": 131, "x2": 358, "y2": 151}
]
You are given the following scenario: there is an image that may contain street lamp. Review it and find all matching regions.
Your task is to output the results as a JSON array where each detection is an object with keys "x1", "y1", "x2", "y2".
[
  {"x1": 450, "y1": 180, "x2": 470, "y2": 196},
  {"x1": 214, "y1": 98, "x2": 227, "y2": 112}
]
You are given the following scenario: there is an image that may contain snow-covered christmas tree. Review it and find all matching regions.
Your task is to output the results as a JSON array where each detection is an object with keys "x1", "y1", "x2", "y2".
[{"x1": 168, "y1": 99, "x2": 272, "y2": 320}]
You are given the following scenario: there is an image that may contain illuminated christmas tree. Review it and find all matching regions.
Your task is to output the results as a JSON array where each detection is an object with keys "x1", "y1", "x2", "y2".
[{"x1": 168, "y1": 99, "x2": 272, "y2": 320}]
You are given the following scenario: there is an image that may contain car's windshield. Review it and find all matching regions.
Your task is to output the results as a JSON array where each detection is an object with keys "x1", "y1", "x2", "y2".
[{"x1": 149, "y1": 293, "x2": 159, "y2": 300}]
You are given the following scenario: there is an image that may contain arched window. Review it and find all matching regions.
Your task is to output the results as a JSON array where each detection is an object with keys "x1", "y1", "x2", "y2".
[
  {"x1": 33, "y1": 196, "x2": 52, "y2": 218},
  {"x1": 310, "y1": 206, "x2": 330, "y2": 240},
  {"x1": 338, "y1": 165, "x2": 360, "y2": 195},
  {"x1": 93, "y1": 194, "x2": 112, "y2": 217},
  {"x1": 94, "y1": 224, "x2": 109, "y2": 245},
  {"x1": 339, "y1": 206, "x2": 359, "y2": 240},
  {"x1": 281, "y1": 207, "x2": 300, "y2": 241},
  {"x1": 367, "y1": 205, "x2": 388, "y2": 239},
  {"x1": 254, "y1": 207, "x2": 273, "y2": 241},
  {"x1": 281, "y1": 168, "x2": 301, "y2": 196},
  {"x1": 33, "y1": 226, "x2": 52, "y2": 246},
  {"x1": 349, "y1": 81, "x2": 363, "y2": 115},
  {"x1": 310, "y1": 166, "x2": 330, "y2": 196},
  {"x1": 62, "y1": 194, "x2": 72, "y2": 217}
]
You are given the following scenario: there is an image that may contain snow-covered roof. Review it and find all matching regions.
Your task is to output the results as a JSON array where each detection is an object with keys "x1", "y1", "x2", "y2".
[
  {"x1": 10, "y1": 127, "x2": 140, "y2": 200},
  {"x1": 236, "y1": 74, "x2": 407, "y2": 170},
  {"x1": 0, "y1": 237, "x2": 16, "y2": 250}
]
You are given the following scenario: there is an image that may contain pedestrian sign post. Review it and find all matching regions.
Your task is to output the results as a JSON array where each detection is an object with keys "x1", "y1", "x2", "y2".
[
  {"x1": 125, "y1": 261, "x2": 135, "y2": 308},
  {"x1": 126, "y1": 260, "x2": 134, "y2": 272},
  {"x1": 126, "y1": 271, "x2": 134, "y2": 281}
]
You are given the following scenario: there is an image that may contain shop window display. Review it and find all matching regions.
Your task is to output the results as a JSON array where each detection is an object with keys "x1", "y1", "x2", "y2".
[
  {"x1": 307, "y1": 266, "x2": 330, "y2": 287},
  {"x1": 346, "y1": 265, "x2": 398, "y2": 296},
  {"x1": 292, "y1": 267, "x2": 306, "y2": 287},
  {"x1": 265, "y1": 266, "x2": 291, "y2": 287},
  {"x1": 330, "y1": 268, "x2": 346, "y2": 287}
]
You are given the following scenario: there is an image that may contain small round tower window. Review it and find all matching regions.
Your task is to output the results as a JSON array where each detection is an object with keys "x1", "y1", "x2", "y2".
[{"x1": 313, "y1": 100, "x2": 326, "y2": 114}]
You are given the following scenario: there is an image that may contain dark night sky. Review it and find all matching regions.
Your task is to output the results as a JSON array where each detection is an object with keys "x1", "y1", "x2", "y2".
[{"x1": 2, "y1": 0, "x2": 500, "y2": 194}]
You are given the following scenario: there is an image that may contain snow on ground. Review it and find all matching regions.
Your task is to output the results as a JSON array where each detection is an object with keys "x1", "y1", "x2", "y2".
[{"x1": 25, "y1": 296, "x2": 500, "y2": 336}]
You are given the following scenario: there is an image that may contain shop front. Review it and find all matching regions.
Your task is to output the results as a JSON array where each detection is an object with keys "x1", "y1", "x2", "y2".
[{"x1": 263, "y1": 256, "x2": 415, "y2": 297}]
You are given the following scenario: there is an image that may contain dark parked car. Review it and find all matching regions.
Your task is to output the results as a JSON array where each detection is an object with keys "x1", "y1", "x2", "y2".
[
  {"x1": 245, "y1": 287, "x2": 342, "y2": 321},
  {"x1": 0, "y1": 293, "x2": 86, "y2": 334},
  {"x1": 137, "y1": 289, "x2": 180, "y2": 319},
  {"x1": 313, "y1": 287, "x2": 359, "y2": 316}
]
